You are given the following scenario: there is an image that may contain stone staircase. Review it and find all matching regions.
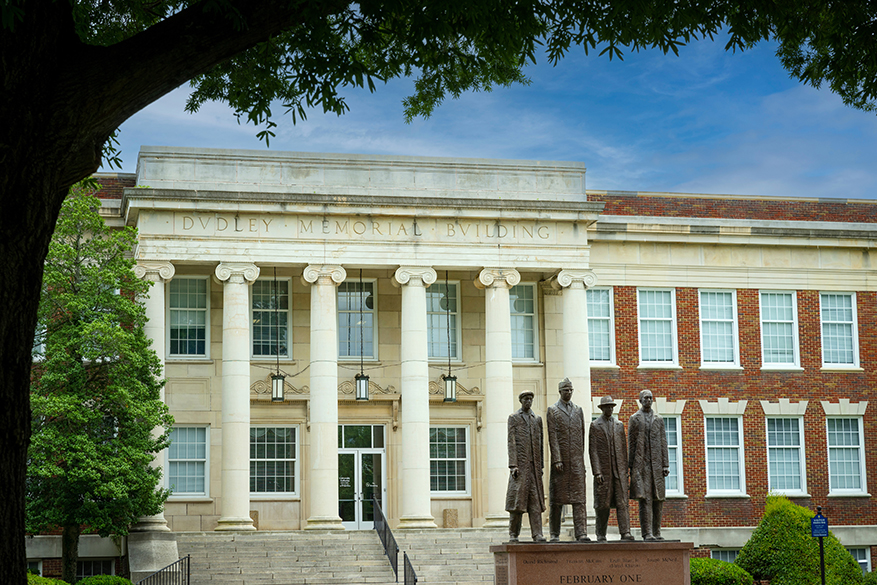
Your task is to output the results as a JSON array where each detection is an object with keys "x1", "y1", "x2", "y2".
[{"x1": 175, "y1": 528, "x2": 511, "y2": 585}]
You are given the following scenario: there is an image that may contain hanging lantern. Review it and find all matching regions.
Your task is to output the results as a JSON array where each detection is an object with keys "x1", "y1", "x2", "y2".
[
  {"x1": 272, "y1": 373, "x2": 285, "y2": 402},
  {"x1": 355, "y1": 372, "x2": 370, "y2": 401},
  {"x1": 272, "y1": 267, "x2": 284, "y2": 402},
  {"x1": 443, "y1": 374, "x2": 457, "y2": 403},
  {"x1": 443, "y1": 270, "x2": 456, "y2": 403}
]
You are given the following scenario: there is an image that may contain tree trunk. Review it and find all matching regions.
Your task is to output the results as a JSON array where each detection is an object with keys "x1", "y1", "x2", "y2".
[{"x1": 61, "y1": 523, "x2": 81, "y2": 584}]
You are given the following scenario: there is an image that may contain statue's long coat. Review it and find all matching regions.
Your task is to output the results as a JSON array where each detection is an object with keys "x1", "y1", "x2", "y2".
[
  {"x1": 628, "y1": 409, "x2": 669, "y2": 501},
  {"x1": 588, "y1": 415, "x2": 629, "y2": 510},
  {"x1": 547, "y1": 400, "x2": 587, "y2": 505},
  {"x1": 505, "y1": 409, "x2": 546, "y2": 513}
]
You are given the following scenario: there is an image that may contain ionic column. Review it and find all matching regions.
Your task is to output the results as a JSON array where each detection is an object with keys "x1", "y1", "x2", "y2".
[
  {"x1": 132, "y1": 261, "x2": 175, "y2": 532},
  {"x1": 394, "y1": 267, "x2": 439, "y2": 529},
  {"x1": 214, "y1": 262, "x2": 260, "y2": 531},
  {"x1": 302, "y1": 265, "x2": 346, "y2": 529},
  {"x1": 476, "y1": 268, "x2": 520, "y2": 527}
]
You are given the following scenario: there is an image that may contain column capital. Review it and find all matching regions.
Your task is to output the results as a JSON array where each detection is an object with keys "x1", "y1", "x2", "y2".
[
  {"x1": 393, "y1": 266, "x2": 437, "y2": 287},
  {"x1": 214, "y1": 262, "x2": 260, "y2": 285},
  {"x1": 475, "y1": 268, "x2": 520, "y2": 290},
  {"x1": 134, "y1": 261, "x2": 175, "y2": 283},
  {"x1": 550, "y1": 269, "x2": 597, "y2": 290},
  {"x1": 302, "y1": 264, "x2": 346, "y2": 286}
]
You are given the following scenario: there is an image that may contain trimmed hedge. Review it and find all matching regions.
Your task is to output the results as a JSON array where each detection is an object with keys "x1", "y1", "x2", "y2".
[
  {"x1": 76, "y1": 577, "x2": 133, "y2": 585},
  {"x1": 735, "y1": 496, "x2": 864, "y2": 585},
  {"x1": 863, "y1": 571, "x2": 877, "y2": 585},
  {"x1": 691, "y1": 557, "x2": 754, "y2": 585},
  {"x1": 27, "y1": 575, "x2": 68, "y2": 585}
]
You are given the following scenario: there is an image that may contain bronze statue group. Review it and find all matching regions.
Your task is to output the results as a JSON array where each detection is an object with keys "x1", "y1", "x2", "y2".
[{"x1": 506, "y1": 379, "x2": 669, "y2": 543}]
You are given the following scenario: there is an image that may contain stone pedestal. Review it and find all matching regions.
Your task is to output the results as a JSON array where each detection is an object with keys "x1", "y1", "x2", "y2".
[
  {"x1": 127, "y1": 532, "x2": 180, "y2": 583},
  {"x1": 491, "y1": 541, "x2": 692, "y2": 585}
]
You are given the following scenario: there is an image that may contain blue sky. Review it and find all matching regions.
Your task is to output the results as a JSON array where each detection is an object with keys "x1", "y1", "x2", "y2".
[{"x1": 108, "y1": 35, "x2": 877, "y2": 200}]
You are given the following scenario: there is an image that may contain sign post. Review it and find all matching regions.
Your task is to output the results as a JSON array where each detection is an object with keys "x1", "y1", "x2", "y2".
[{"x1": 811, "y1": 506, "x2": 829, "y2": 585}]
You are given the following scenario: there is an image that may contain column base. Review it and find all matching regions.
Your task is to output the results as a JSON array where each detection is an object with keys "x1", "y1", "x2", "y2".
[
  {"x1": 215, "y1": 517, "x2": 256, "y2": 531},
  {"x1": 128, "y1": 531, "x2": 179, "y2": 584},
  {"x1": 304, "y1": 516, "x2": 345, "y2": 530},
  {"x1": 130, "y1": 513, "x2": 172, "y2": 532},
  {"x1": 397, "y1": 515, "x2": 438, "y2": 529},
  {"x1": 483, "y1": 513, "x2": 510, "y2": 528}
]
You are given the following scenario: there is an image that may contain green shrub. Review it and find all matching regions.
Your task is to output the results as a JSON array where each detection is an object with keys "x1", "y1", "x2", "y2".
[
  {"x1": 27, "y1": 574, "x2": 68, "y2": 585},
  {"x1": 863, "y1": 571, "x2": 877, "y2": 585},
  {"x1": 691, "y1": 557, "x2": 753, "y2": 585},
  {"x1": 735, "y1": 496, "x2": 864, "y2": 585},
  {"x1": 76, "y1": 577, "x2": 132, "y2": 585}
]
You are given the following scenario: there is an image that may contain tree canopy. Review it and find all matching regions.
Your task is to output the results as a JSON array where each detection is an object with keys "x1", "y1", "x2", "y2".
[
  {"x1": 2, "y1": 1, "x2": 876, "y2": 583},
  {"x1": 28, "y1": 182, "x2": 172, "y2": 584}
]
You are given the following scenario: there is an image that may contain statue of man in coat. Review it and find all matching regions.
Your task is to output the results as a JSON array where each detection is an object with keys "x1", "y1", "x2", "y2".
[
  {"x1": 546, "y1": 378, "x2": 590, "y2": 542},
  {"x1": 628, "y1": 389, "x2": 670, "y2": 541},
  {"x1": 505, "y1": 390, "x2": 546, "y2": 542},
  {"x1": 589, "y1": 396, "x2": 635, "y2": 541}
]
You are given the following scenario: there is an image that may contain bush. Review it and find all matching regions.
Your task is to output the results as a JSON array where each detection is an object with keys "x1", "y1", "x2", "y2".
[
  {"x1": 76, "y1": 577, "x2": 133, "y2": 585},
  {"x1": 735, "y1": 496, "x2": 864, "y2": 585},
  {"x1": 863, "y1": 571, "x2": 877, "y2": 585},
  {"x1": 691, "y1": 557, "x2": 753, "y2": 585},
  {"x1": 27, "y1": 574, "x2": 68, "y2": 585}
]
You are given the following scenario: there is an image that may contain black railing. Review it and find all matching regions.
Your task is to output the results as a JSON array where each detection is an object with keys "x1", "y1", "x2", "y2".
[
  {"x1": 404, "y1": 551, "x2": 418, "y2": 585},
  {"x1": 135, "y1": 554, "x2": 190, "y2": 585},
  {"x1": 372, "y1": 495, "x2": 399, "y2": 581}
]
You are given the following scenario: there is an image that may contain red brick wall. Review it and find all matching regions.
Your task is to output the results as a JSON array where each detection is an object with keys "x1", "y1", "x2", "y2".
[
  {"x1": 592, "y1": 286, "x2": 877, "y2": 529},
  {"x1": 92, "y1": 174, "x2": 136, "y2": 199}
]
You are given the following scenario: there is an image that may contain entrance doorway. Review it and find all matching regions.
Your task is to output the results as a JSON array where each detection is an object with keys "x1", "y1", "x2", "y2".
[{"x1": 338, "y1": 424, "x2": 386, "y2": 530}]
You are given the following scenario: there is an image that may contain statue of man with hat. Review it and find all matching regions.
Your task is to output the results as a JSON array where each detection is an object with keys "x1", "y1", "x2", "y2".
[
  {"x1": 505, "y1": 389, "x2": 546, "y2": 542},
  {"x1": 546, "y1": 378, "x2": 590, "y2": 541},
  {"x1": 589, "y1": 395, "x2": 635, "y2": 541},
  {"x1": 628, "y1": 389, "x2": 670, "y2": 540}
]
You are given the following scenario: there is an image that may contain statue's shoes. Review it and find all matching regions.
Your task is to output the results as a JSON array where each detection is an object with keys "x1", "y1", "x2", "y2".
[
  {"x1": 620, "y1": 534, "x2": 636, "y2": 541},
  {"x1": 576, "y1": 535, "x2": 592, "y2": 542},
  {"x1": 643, "y1": 535, "x2": 657, "y2": 541},
  {"x1": 509, "y1": 536, "x2": 519, "y2": 543},
  {"x1": 533, "y1": 535, "x2": 547, "y2": 542},
  {"x1": 549, "y1": 536, "x2": 560, "y2": 543},
  {"x1": 596, "y1": 536, "x2": 607, "y2": 542}
]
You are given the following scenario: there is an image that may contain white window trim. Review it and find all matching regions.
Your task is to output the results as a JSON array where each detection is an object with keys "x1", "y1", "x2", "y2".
[
  {"x1": 166, "y1": 425, "x2": 210, "y2": 499},
  {"x1": 847, "y1": 547, "x2": 871, "y2": 573},
  {"x1": 166, "y1": 276, "x2": 211, "y2": 360},
  {"x1": 427, "y1": 280, "x2": 463, "y2": 363},
  {"x1": 664, "y1": 414, "x2": 685, "y2": 497},
  {"x1": 698, "y1": 289, "x2": 740, "y2": 369},
  {"x1": 636, "y1": 288, "x2": 679, "y2": 367},
  {"x1": 250, "y1": 425, "x2": 300, "y2": 498},
  {"x1": 765, "y1": 417, "x2": 808, "y2": 497},
  {"x1": 27, "y1": 560, "x2": 43, "y2": 577},
  {"x1": 429, "y1": 425, "x2": 471, "y2": 496},
  {"x1": 819, "y1": 291, "x2": 860, "y2": 369},
  {"x1": 710, "y1": 550, "x2": 740, "y2": 563},
  {"x1": 337, "y1": 278, "x2": 379, "y2": 361},
  {"x1": 704, "y1": 416, "x2": 747, "y2": 497},
  {"x1": 826, "y1": 416, "x2": 868, "y2": 496},
  {"x1": 510, "y1": 282, "x2": 540, "y2": 363},
  {"x1": 758, "y1": 290, "x2": 800, "y2": 370},
  {"x1": 250, "y1": 277, "x2": 293, "y2": 361},
  {"x1": 76, "y1": 559, "x2": 116, "y2": 578},
  {"x1": 588, "y1": 287, "x2": 617, "y2": 367}
]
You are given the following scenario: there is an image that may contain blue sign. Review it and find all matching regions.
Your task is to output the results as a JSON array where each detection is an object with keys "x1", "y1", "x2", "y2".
[{"x1": 811, "y1": 513, "x2": 829, "y2": 538}]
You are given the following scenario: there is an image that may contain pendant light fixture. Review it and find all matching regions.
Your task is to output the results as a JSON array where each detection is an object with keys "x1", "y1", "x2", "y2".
[
  {"x1": 271, "y1": 267, "x2": 285, "y2": 402},
  {"x1": 355, "y1": 268, "x2": 369, "y2": 401},
  {"x1": 443, "y1": 270, "x2": 457, "y2": 402}
]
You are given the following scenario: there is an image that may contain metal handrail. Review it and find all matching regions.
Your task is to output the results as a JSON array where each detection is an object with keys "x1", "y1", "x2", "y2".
[
  {"x1": 404, "y1": 551, "x2": 418, "y2": 585},
  {"x1": 372, "y1": 495, "x2": 399, "y2": 581},
  {"x1": 135, "y1": 554, "x2": 190, "y2": 585}
]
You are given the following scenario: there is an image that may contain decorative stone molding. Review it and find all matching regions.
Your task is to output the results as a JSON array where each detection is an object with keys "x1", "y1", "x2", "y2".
[
  {"x1": 428, "y1": 378, "x2": 481, "y2": 397},
  {"x1": 250, "y1": 375, "x2": 308, "y2": 400},
  {"x1": 821, "y1": 399, "x2": 868, "y2": 416},
  {"x1": 302, "y1": 264, "x2": 346, "y2": 286},
  {"x1": 760, "y1": 399, "x2": 808, "y2": 416},
  {"x1": 656, "y1": 398, "x2": 687, "y2": 416},
  {"x1": 393, "y1": 266, "x2": 437, "y2": 287},
  {"x1": 475, "y1": 268, "x2": 520, "y2": 289},
  {"x1": 338, "y1": 379, "x2": 397, "y2": 396},
  {"x1": 699, "y1": 398, "x2": 748, "y2": 415},
  {"x1": 550, "y1": 269, "x2": 597, "y2": 290},
  {"x1": 539, "y1": 279, "x2": 563, "y2": 296},
  {"x1": 134, "y1": 261, "x2": 175, "y2": 283},
  {"x1": 214, "y1": 262, "x2": 259, "y2": 284}
]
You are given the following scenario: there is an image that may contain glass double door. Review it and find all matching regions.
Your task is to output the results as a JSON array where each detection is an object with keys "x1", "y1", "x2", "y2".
[{"x1": 338, "y1": 425, "x2": 386, "y2": 530}]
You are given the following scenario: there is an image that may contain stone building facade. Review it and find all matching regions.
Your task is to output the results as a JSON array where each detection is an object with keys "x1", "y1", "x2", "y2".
[{"x1": 27, "y1": 146, "x2": 877, "y2": 575}]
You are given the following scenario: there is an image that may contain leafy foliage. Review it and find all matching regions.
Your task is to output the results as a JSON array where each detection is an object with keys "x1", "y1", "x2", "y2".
[
  {"x1": 735, "y1": 496, "x2": 864, "y2": 585},
  {"x1": 27, "y1": 181, "x2": 172, "y2": 582},
  {"x1": 690, "y1": 557, "x2": 753, "y2": 585},
  {"x1": 26, "y1": 574, "x2": 67, "y2": 585},
  {"x1": 864, "y1": 570, "x2": 877, "y2": 585},
  {"x1": 76, "y1": 576, "x2": 133, "y2": 585}
]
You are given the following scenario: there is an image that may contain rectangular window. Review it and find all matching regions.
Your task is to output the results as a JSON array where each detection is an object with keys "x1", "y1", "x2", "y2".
[
  {"x1": 710, "y1": 550, "x2": 740, "y2": 563},
  {"x1": 587, "y1": 288, "x2": 615, "y2": 364},
  {"x1": 699, "y1": 290, "x2": 739, "y2": 366},
  {"x1": 251, "y1": 279, "x2": 290, "y2": 359},
  {"x1": 169, "y1": 278, "x2": 209, "y2": 357},
  {"x1": 27, "y1": 561, "x2": 42, "y2": 576},
  {"x1": 510, "y1": 284, "x2": 537, "y2": 360},
  {"x1": 338, "y1": 281, "x2": 376, "y2": 359},
  {"x1": 77, "y1": 560, "x2": 114, "y2": 579},
  {"x1": 847, "y1": 548, "x2": 871, "y2": 573},
  {"x1": 766, "y1": 418, "x2": 806, "y2": 494},
  {"x1": 820, "y1": 292, "x2": 858, "y2": 367},
  {"x1": 168, "y1": 426, "x2": 208, "y2": 496},
  {"x1": 429, "y1": 427, "x2": 469, "y2": 494},
  {"x1": 427, "y1": 282, "x2": 459, "y2": 360},
  {"x1": 759, "y1": 291, "x2": 799, "y2": 367},
  {"x1": 250, "y1": 427, "x2": 297, "y2": 495},
  {"x1": 664, "y1": 416, "x2": 683, "y2": 495},
  {"x1": 705, "y1": 417, "x2": 745, "y2": 494},
  {"x1": 827, "y1": 417, "x2": 866, "y2": 494},
  {"x1": 637, "y1": 289, "x2": 677, "y2": 365}
]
